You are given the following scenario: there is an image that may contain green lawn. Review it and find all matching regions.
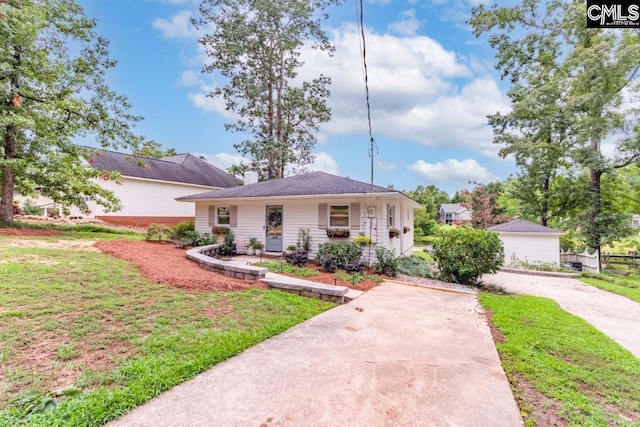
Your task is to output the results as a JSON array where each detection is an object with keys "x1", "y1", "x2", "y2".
[
  {"x1": 581, "y1": 272, "x2": 640, "y2": 304},
  {"x1": 0, "y1": 234, "x2": 333, "y2": 426},
  {"x1": 481, "y1": 292, "x2": 640, "y2": 427}
]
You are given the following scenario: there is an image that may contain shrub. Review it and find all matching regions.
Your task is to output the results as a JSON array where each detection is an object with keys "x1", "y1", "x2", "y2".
[
  {"x1": 374, "y1": 246, "x2": 398, "y2": 276},
  {"x1": 317, "y1": 254, "x2": 337, "y2": 273},
  {"x1": 297, "y1": 228, "x2": 312, "y2": 252},
  {"x1": 12, "y1": 203, "x2": 23, "y2": 215},
  {"x1": 397, "y1": 256, "x2": 433, "y2": 278},
  {"x1": 286, "y1": 244, "x2": 298, "y2": 251},
  {"x1": 172, "y1": 220, "x2": 195, "y2": 239},
  {"x1": 316, "y1": 242, "x2": 363, "y2": 270},
  {"x1": 21, "y1": 199, "x2": 42, "y2": 216},
  {"x1": 432, "y1": 227, "x2": 504, "y2": 286},
  {"x1": 285, "y1": 249, "x2": 309, "y2": 267},
  {"x1": 344, "y1": 261, "x2": 366, "y2": 273},
  {"x1": 178, "y1": 231, "x2": 217, "y2": 247},
  {"x1": 218, "y1": 228, "x2": 236, "y2": 256},
  {"x1": 145, "y1": 223, "x2": 173, "y2": 242}
]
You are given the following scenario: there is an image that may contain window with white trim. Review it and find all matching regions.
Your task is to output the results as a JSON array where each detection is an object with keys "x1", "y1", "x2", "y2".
[
  {"x1": 387, "y1": 205, "x2": 395, "y2": 227},
  {"x1": 329, "y1": 205, "x2": 349, "y2": 227},
  {"x1": 217, "y1": 206, "x2": 231, "y2": 225}
]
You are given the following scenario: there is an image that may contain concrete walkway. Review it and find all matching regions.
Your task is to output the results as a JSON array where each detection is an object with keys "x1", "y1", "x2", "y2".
[
  {"x1": 484, "y1": 271, "x2": 640, "y2": 358},
  {"x1": 109, "y1": 283, "x2": 522, "y2": 427}
]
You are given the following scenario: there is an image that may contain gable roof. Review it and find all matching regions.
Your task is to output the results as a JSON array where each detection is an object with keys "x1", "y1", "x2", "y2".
[
  {"x1": 177, "y1": 171, "x2": 421, "y2": 206},
  {"x1": 87, "y1": 149, "x2": 241, "y2": 188},
  {"x1": 489, "y1": 220, "x2": 563, "y2": 234},
  {"x1": 440, "y1": 203, "x2": 469, "y2": 214}
]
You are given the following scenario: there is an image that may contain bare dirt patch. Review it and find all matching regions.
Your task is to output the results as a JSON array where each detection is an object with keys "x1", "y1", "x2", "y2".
[
  {"x1": 95, "y1": 240, "x2": 267, "y2": 292},
  {"x1": 3, "y1": 239, "x2": 98, "y2": 251},
  {"x1": 510, "y1": 373, "x2": 568, "y2": 427},
  {"x1": 0, "y1": 228, "x2": 61, "y2": 236}
]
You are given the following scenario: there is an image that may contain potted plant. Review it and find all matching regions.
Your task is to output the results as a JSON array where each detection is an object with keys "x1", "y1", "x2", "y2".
[
  {"x1": 326, "y1": 228, "x2": 350, "y2": 238},
  {"x1": 389, "y1": 228, "x2": 400, "y2": 238},
  {"x1": 403, "y1": 226, "x2": 411, "y2": 234},
  {"x1": 353, "y1": 235, "x2": 373, "y2": 246},
  {"x1": 246, "y1": 237, "x2": 259, "y2": 255},
  {"x1": 253, "y1": 240, "x2": 264, "y2": 256}
]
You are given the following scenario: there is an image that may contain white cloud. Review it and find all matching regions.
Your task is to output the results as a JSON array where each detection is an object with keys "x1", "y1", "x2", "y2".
[
  {"x1": 309, "y1": 152, "x2": 339, "y2": 175},
  {"x1": 152, "y1": 10, "x2": 197, "y2": 39},
  {"x1": 388, "y1": 9, "x2": 423, "y2": 36},
  {"x1": 186, "y1": 23, "x2": 510, "y2": 159},
  {"x1": 193, "y1": 152, "x2": 249, "y2": 171},
  {"x1": 178, "y1": 70, "x2": 202, "y2": 87},
  {"x1": 407, "y1": 158, "x2": 499, "y2": 185},
  {"x1": 377, "y1": 160, "x2": 397, "y2": 170}
]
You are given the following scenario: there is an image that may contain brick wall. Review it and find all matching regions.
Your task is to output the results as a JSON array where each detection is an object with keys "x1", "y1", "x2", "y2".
[{"x1": 96, "y1": 216, "x2": 193, "y2": 228}]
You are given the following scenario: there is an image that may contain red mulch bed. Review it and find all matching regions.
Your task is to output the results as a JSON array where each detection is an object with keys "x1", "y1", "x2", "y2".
[
  {"x1": 95, "y1": 240, "x2": 382, "y2": 293},
  {"x1": 95, "y1": 240, "x2": 267, "y2": 292},
  {"x1": 0, "y1": 228, "x2": 62, "y2": 236}
]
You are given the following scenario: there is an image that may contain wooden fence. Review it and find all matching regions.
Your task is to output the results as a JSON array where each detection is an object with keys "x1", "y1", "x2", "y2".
[{"x1": 560, "y1": 249, "x2": 600, "y2": 273}]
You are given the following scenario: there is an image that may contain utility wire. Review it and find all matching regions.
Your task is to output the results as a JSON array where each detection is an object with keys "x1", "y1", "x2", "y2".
[{"x1": 354, "y1": 0, "x2": 377, "y2": 185}]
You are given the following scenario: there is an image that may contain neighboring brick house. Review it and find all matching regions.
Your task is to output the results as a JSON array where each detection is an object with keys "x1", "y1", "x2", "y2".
[
  {"x1": 63, "y1": 150, "x2": 241, "y2": 227},
  {"x1": 439, "y1": 203, "x2": 472, "y2": 224},
  {"x1": 177, "y1": 171, "x2": 422, "y2": 256}
]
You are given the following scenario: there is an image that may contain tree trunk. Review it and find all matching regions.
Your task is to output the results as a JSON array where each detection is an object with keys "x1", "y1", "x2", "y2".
[
  {"x1": 0, "y1": 127, "x2": 16, "y2": 225},
  {"x1": 1, "y1": 45, "x2": 21, "y2": 225},
  {"x1": 589, "y1": 136, "x2": 603, "y2": 271},
  {"x1": 540, "y1": 176, "x2": 549, "y2": 227}
]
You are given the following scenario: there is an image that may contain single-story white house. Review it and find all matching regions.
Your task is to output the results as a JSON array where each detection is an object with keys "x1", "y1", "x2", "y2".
[
  {"x1": 62, "y1": 150, "x2": 241, "y2": 226},
  {"x1": 489, "y1": 219, "x2": 563, "y2": 265},
  {"x1": 439, "y1": 203, "x2": 472, "y2": 224},
  {"x1": 177, "y1": 171, "x2": 422, "y2": 257}
]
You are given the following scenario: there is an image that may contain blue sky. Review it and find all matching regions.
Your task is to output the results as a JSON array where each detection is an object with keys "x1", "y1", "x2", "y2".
[{"x1": 78, "y1": 0, "x2": 516, "y2": 194}]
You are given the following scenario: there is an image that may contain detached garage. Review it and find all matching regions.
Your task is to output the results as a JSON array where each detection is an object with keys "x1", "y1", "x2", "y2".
[{"x1": 489, "y1": 220, "x2": 563, "y2": 266}]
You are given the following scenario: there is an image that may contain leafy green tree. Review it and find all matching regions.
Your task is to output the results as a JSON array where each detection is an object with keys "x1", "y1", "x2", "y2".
[
  {"x1": 432, "y1": 227, "x2": 504, "y2": 286},
  {"x1": 1, "y1": 0, "x2": 145, "y2": 225},
  {"x1": 194, "y1": 0, "x2": 338, "y2": 180},
  {"x1": 470, "y1": 0, "x2": 640, "y2": 257},
  {"x1": 135, "y1": 141, "x2": 177, "y2": 159},
  {"x1": 405, "y1": 185, "x2": 450, "y2": 220}
]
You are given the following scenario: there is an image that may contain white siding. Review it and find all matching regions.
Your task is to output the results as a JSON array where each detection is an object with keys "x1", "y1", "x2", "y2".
[
  {"x1": 498, "y1": 232, "x2": 560, "y2": 265},
  {"x1": 69, "y1": 178, "x2": 215, "y2": 218},
  {"x1": 193, "y1": 196, "x2": 416, "y2": 256}
]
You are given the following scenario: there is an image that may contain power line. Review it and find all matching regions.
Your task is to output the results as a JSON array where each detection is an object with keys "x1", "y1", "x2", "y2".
[{"x1": 354, "y1": 0, "x2": 377, "y2": 185}]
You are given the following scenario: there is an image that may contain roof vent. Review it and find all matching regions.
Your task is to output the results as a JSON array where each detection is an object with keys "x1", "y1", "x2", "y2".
[{"x1": 243, "y1": 171, "x2": 258, "y2": 185}]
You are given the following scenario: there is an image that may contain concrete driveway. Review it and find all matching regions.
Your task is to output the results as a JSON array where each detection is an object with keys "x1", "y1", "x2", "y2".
[
  {"x1": 484, "y1": 271, "x2": 640, "y2": 358},
  {"x1": 108, "y1": 283, "x2": 522, "y2": 427}
]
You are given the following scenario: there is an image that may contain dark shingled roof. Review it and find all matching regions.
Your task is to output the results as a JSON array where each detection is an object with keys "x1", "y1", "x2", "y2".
[
  {"x1": 87, "y1": 150, "x2": 241, "y2": 188},
  {"x1": 177, "y1": 171, "x2": 403, "y2": 200},
  {"x1": 489, "y1": 220, "x2": 563, "y2": 234}
]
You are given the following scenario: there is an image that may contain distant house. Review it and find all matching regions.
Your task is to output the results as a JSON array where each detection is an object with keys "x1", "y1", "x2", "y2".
[
  {"x1": 177, "y1": 171, "x2": 422, "y2": 256},
  {"x1": 489, "y1": 219, "x2": 563, "y2": 266},
  {"x1": 439, "y1": 203, "x2": 472, "y2": 224},
  {"x1": 60, "y1": 150, "x2": 241, "y2": 227}
]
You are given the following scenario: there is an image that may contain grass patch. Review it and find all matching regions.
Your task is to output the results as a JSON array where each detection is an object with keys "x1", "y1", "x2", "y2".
[
  {"x1": 0, "y1": 239, "x2": 333, "y2": 426},
  {"x1": 411, "y1": 250, "x2": 433, "y2": 262},
  {"x1": 581, "y1": 272, "x2": 640, "y2": 304},
  {"x1": 415, "y1": 235, "x2": 437, "y2": 246},
  {"x1": 480, "y1": 292, "x2": 640, "y2": 427},
  {"x1": 255, "y1": 261, "x2": 318, "y2": 277}
]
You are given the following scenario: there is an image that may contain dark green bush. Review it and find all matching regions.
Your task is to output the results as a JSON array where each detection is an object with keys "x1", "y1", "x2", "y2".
[
  {"x1": 374, "y1": 246, "x2": 398, "y2": 276},
  {"x1": 432, "y1": 227, "x2": 503, "y2": 286},
  {"x1": 218, "y1": 228, "x2": 236, "y2": 256},
  {"x1": 317, "y1": 254, "x2": 337, "y2": 273},
  {"x1": 316, "y1": 242, "x2": 363, "y2": 270},
  {"x1": 285, "y1": 249, "x2": 309, "y2": 266},
  {"x1": 397, "y1": 256, "x2": 433, "y2": 278},
  {"x1": 172, "y1": 220, "x2": 195, "y2": 239}
]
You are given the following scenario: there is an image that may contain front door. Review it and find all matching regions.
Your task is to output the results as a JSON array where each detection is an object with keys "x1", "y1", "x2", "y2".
[{"x1": 265, "y1": 205, "x2": 283, "y2": 252}]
